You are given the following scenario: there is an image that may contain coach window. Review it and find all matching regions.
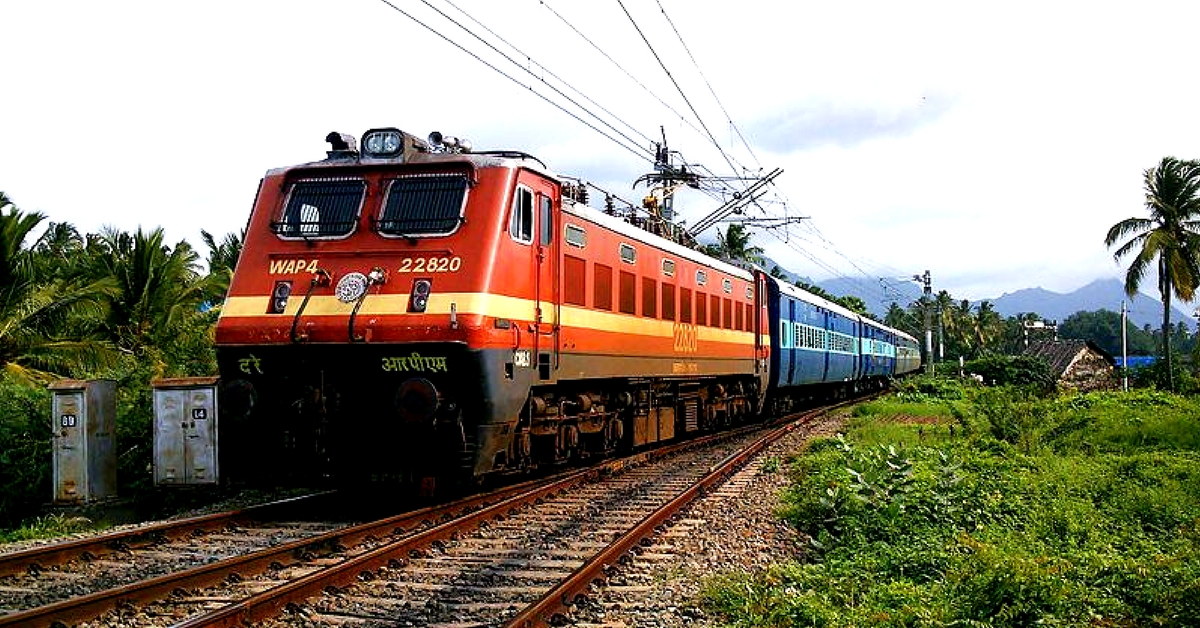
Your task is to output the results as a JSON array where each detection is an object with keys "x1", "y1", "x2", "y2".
[
  {"x1": 696, "y1": 269, "x2": 707, "y2": 286},
  {"x1": 662, "y1": 258, "x2": 676, "y2": 277},
  {"x1": 722, "y1": 278, "x2": 733, "y2": 294},
  {"x1": 509, "y1": 186, "x2": 534, "y2": 244},
  {"x1": 539, "y1": 195, "x2": 553, "y2": 246},
  {"x1": 619, "y1": 243, "x2": 637, "y2": 264}
]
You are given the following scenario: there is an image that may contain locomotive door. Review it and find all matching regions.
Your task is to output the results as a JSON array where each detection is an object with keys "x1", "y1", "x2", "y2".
[{"x1": 532, "y1": 181, "x2": 559, "y2": 379}]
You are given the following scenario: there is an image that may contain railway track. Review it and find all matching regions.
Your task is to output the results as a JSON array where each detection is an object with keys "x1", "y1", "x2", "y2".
[{"x1": 0, "y1": 401, "x2": 850, "y2": 628}]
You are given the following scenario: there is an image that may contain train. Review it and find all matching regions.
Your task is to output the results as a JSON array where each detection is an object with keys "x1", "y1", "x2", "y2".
[{"x1": 213, "y1": 126, "x2": 921, "y2": 489}]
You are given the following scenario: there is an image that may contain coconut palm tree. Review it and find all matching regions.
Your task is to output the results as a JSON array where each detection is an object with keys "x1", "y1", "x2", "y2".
[
  {"x1": 1106, "y1": 156, "x2": 1200, "y2": 390},
  {"x1": 973, "y1": 300, "x2": 1005, "y2": 354},
  {"x1": 199, "y1": 228, "x2": 243, "y2": 306},
  {"x1": 0, "y1": 199, "x2": 114, "y2": 380},
  {"x1": 714, "y1": 223, "x2": 764, "y2": 265},
  {"x1": 89, "y1": 227, "x2": 211, "y2": 356}
]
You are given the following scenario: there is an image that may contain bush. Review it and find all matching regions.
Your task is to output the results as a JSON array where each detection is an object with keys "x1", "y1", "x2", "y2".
[
  {"x1": 964, "y1": 354, "x2": 1055, "y2": 391},
  {"x1": 704, "y1": 389, "x2": 1200, "y2": 628},
  {"x1": 0, "y1": 376, "x2": 52, "y2": 528}
]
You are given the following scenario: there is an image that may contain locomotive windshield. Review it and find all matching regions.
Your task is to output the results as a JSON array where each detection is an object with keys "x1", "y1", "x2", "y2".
[
  {"x1": 377, "y1": 173, "x2": 468, "y2": 236},
  {"x1": 273, "y1": 179, "x2": 365, "y2": 238}
]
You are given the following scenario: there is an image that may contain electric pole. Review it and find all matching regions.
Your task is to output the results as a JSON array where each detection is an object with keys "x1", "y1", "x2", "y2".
[
  {"x1": 1121, "y1": 301, "x2": 1128, "y2": 392},
  {"x1": 914, "y1": 270, "x2": 933, "y2": 374}
]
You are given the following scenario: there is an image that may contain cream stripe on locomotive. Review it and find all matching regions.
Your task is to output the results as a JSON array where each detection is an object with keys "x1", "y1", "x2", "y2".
[{"x1": 221, "y1": 293, "x2": 758, "y2": 345}]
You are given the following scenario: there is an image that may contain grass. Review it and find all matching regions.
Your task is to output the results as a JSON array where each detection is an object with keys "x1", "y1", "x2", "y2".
[
  {"x1": 0, "y1": 513, "x2": 103, "y2": 544},
  {"x1": 701, "y1": 378, "x2": 1200, "y2": 627}
]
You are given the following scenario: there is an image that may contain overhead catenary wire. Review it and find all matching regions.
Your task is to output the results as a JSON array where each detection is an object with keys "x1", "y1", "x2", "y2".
[
  {"x1": 372, "y1": 0, "x2": 654, "y2": 164},
  {"x1": 612, "y1": 0, "x2": 743, "y2": 187},
  {"x1": 436, "y1": 0, "x2": 657, "y2": 149},
  {"x1": 536, "y1": 0, "x2": 716, "y2": 160},
  {"x1": 649, "y1": 0, "x2": 763, "y2": 173}
]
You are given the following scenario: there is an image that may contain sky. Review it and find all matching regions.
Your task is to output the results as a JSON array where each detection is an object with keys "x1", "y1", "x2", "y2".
[{"x1": 4, "y1": 0, "x2": 1200, "y2": 309}]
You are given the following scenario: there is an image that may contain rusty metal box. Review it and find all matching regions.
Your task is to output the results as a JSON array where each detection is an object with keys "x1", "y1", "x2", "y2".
[
  {"x1": 48, "y1": 379, "x2": 117, "y2": 504},
  {"x1": 152, "y1": 377, "x2": 220, "y2": 486}
]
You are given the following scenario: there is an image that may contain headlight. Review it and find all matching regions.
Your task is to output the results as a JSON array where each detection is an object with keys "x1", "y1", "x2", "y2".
[{"x1": 362, "y1": 128, "x2": 403, "y2": 157}]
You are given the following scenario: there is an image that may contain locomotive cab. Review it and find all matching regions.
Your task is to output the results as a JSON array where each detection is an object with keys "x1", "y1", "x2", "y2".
[{"x1": 215, "y1": 128, "x2": 556, "y2": 488}]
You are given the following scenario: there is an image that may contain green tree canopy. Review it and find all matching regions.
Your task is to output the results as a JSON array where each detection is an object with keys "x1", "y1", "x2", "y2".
[
  {"x1": 1059, "y1": 309, "x2": 1156, "y2": 357},
  {"x1": 0, "y1": 195, "x2": 114, "y2": 380}
]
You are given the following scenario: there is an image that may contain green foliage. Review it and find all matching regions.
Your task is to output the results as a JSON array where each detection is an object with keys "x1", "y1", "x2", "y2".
[
  {"x1": 1060, "y1": 308, "x2": 1156, "y2": 357},
  {"x1": 963, "y1": 354, "x2": 1055, "y2": 390},
  {"x1": 704, "y1": 388, "x2": 1200, "y2": 627},
  {"x1": 0, "y1": 191, "x2": 225, "y2": 534},
  {"x1": 1131, "y1": 351, "x2": 1199, "y2": 393},
  {"x1": 0, "y1": 376, "x2": 52, "y2": 527},
  {"x1": 0, "y1": 513, "x2": 100, "y2": 544}
]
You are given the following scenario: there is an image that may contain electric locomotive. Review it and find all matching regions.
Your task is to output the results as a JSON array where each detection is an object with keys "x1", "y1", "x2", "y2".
[{"x1": 214, "y1": 127, "x2": 770, "y2": 488}]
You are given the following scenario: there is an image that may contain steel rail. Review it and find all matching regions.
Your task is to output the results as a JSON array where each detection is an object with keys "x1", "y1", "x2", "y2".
[
  {"x1": 168, "y1": 425, "x2": 764, "y2": 628},
  {"x1": 0, "y1": 491, "x2": 334, "y2": 579},
  {"x1": 0, "y1": 406, "x2": 849, "y2": 628},
  {"x1": 0, "y1": 478, "x2": 568, "y2": 628},
  {"x1": 170, "y1": 468, "x2": 597, "y2": 628},
  {"x1": 503, "y1": 403, "x2": 845, "y2": 628}
]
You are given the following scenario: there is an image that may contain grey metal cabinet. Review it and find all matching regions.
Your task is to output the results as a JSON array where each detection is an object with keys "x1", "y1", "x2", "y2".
[
  {"x1": 48, "y1": 380, "x2": 117, "y2": 503},
  {"x1": 152, "y1": 377, "x2": 220, "y2": 485}
]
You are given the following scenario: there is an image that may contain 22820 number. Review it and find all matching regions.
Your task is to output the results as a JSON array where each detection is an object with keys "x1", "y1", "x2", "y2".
[{"x1": 398, "y1": 256, "x2": 462, "y2": 273}]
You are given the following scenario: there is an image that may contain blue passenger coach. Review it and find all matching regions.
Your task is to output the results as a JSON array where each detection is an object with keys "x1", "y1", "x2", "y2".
[
  {"x1": 763, "y1": 275, "x2": 922, "y2": 413},
  {"x1": 767, "y1": 277, "x2": 861, "y2": 388}
]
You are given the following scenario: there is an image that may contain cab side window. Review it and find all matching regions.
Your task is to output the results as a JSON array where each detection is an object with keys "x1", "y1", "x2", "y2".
[
  {"x1": 539, "y1": 194, "x2": 553, "y2": 246},
  {"x1": 510, "y1": 186, "x2": 534, "y2": 244}
]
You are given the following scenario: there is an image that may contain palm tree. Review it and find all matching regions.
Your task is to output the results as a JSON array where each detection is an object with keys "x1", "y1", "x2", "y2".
[
  {"x1": 714, "y1": 223, "x2": 764, "y2": 265},
  {"x1": 0, "y1": 199, "x2": 114, "y2": 380},
  {"x1": 90, "y1": 227, "x2": 210, "y2": 356},
  {"x1": 200, "y1": 228, "x2": 244, "y2": 305},
  {"x1": 934, "y1": 290, "x2": 954, "y2": 360},
  {"x1": 1106, "y1": 156, "x2": 1200, "y2": 390},
  {"x1": 973, "y1": 301, "x2": 1005, "y2": 354}
]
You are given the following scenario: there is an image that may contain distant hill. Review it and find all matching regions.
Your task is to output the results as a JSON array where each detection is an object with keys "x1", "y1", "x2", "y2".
[{"x1": 986, "y1": 278, "x2": 1195, "y2": 331}]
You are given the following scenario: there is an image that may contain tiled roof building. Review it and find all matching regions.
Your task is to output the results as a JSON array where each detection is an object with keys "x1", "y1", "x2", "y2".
[{"x1": 1020, "y1": 339, "x2": 1116, "y2": 392}]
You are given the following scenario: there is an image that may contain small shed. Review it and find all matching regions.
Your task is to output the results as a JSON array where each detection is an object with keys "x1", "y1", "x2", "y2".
[{"x1": 1020, "y1": 339, "x2": 1116, "y2": 392}]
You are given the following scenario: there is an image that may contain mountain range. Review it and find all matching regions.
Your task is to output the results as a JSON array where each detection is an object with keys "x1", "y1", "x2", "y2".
[{"x1": 774, "y1": 266, "x2": 1195, "y2": 332}]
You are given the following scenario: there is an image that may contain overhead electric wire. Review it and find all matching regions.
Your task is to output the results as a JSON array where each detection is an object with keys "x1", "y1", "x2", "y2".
[
  {"x1": 650, "y1": 0, "x2": 763, "y2": 172},
  {"x1": 373, "y1": 0, "x2": 654, "y2": 164},
  {"x1": 612, "y1": 0, "x2": 742, "y2": 184},
  {"x1": 536, "y1": 0, "x2": 714, "y2": 155},
  {"x1": 436, "y1": 0, "x2": 656, "y2": 148}
]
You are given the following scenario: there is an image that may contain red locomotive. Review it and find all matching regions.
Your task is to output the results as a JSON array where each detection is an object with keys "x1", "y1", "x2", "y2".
[{"x1": 215, "y1": 127, "x2": 770, "y2": 488}]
